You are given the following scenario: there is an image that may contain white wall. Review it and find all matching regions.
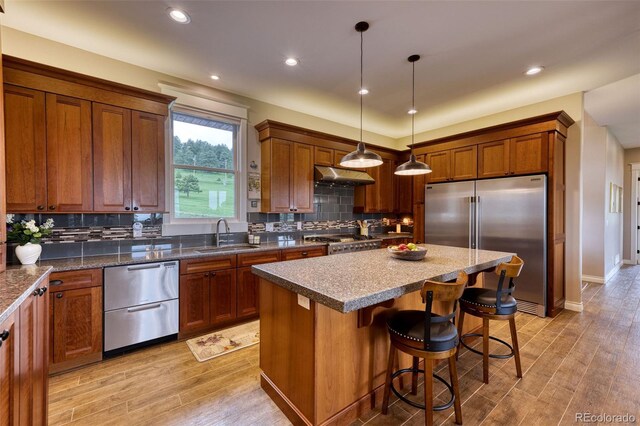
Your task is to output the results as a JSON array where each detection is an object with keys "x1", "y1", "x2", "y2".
[
  {"x1": 623, "y1": 148, "x2": 640, "y2": 260},
  {"x1": 604, "y1": 131, "x2": 624, "y2": 277}
]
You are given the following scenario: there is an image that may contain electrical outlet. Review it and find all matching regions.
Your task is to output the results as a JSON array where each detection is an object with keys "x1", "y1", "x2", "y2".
[
  {"x1": 297, "y1": 221, "x2": 302, "y2": 230},
  {"x1": 265, "y1": 222, "x2": 274, "y2": 232},
  {"x1": 250, "y1": 200, "x2": 258, "y2": 208}
]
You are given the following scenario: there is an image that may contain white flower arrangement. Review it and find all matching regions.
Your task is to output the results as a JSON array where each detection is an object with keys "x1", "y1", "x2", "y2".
[{"x1": 6, "y1": 217, "x2": 55, "y2": 245}]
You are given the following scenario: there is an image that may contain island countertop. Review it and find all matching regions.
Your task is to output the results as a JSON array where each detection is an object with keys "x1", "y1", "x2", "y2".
[
  {"x1": 0, "y1": 266, "x2": 53, "y2": 324},
  {"x1": 252, "y1": 244, "x2": 514, "y2": 313}
]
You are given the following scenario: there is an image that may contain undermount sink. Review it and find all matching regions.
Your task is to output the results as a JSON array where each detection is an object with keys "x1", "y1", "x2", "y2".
[{"x1": 195, "y1": 244, "x2": 262, "y2": 254}]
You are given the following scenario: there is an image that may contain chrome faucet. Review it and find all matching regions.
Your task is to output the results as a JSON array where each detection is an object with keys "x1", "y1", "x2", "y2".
[{"x1": 216, "y1": 218, "x2": 230, "y2": 247}]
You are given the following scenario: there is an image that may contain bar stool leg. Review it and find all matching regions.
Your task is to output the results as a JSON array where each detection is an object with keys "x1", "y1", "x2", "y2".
[
  {"x1": 411, "y1": 356, "x2": 419, "y2": 395},
  {"x1": 509, "y1": 317, "x2": 523, "y2": 378},
  {"x1": 456, "y1": 310, "x2": 465, "y2": 360},
  {"x1": 382, "y1": 343, "x2": 395, "y2": 414},
  {"x1": 423, "y1": 359, "x2": 434, "y2": 426},
  {"x1": 448, "y1": 355, "x2": 463, "y2": 425},
  {"x1": 482, "y1": 317, "x2": 490, "y2": 384}
]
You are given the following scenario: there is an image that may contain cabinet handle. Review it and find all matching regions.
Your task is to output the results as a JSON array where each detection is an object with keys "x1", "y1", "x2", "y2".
[
  {"x1": 50, "y1": 280, "x2": 64, "y2": 286},
  {"x1": 37, "y1": 205, "x2": 44, "y2": 211},
  {"x1": 504, "y1": 172, "x2": 509, "y2": 175},
  {"x1": 211, "y1": 272, "x2": 216, "y2": 277},
  {"x1": 133, "y1": 207, "x2": 139, "y2": 211},
  {"x1": 39, "y1": 286, "x2": 48, "y2": 296},
  {"x1": 204, "y1": 272, "x2": 209, "y2": 277},
  {"x1": 302, "y1": 252, "x2": 308, "y2": 256},
  {"x1": 125, "y1": 206, "x2": 131, "y2": 211},
  {"x1": 49, "y1": 205, "x2": 56, "y2": 210},
  {"x1": 0, "y1": 330, "x2": 9, "y2": 341},
  {"x1": 33, "y1": 289, "x2": 40, "y2": 297},
  {"x1": 56, "y1": 293, "x2": 63, "y2": 299}
]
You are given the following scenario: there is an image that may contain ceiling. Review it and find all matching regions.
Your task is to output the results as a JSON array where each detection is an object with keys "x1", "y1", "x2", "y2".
[{"x1": 2, "y1": 1, "x2": 640, "y2": 141}]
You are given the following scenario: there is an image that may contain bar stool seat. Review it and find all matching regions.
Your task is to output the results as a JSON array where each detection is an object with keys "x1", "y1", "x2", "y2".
[
  {"x1": 388, "y1": 311, "x2": 458, "y2": 352},
  {"x1": 459, "y1": 288, "x2": 517, "y2": 315}
]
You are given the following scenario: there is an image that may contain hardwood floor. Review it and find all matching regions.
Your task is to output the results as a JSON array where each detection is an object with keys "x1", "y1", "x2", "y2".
[{"x1": 49, "y1": 266, "x2": 640, "y2": 425}]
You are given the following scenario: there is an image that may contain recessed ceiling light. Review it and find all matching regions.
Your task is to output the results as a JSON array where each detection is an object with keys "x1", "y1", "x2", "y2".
[
  {"x1": 525, "y1": 66, "x2": 544, "y2": 76},
  {"x1": 358, "y1": 88, "x2": 369, "y2": 95},
  {"x1": 407, "y1": 108, "x2": 417, "y2": 115},
  {"x1": 210, "y1": 75, "x2": 220, "y2": 80},
  {"x1": 168, "y1": 8, "x2": 191, "y2": 24},
  {"x1": 285, "y1": 58, "x2": 299, "y2": 66}
]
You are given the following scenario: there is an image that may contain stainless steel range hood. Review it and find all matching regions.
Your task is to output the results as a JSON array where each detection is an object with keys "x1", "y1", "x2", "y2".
[{"x1": 314, "y1": 166, "x2": 375, "y2": 186}]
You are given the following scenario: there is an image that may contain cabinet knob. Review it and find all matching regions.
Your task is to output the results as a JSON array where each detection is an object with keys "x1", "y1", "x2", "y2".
[
  {"x1": 302, "y1": 252, "x2": 308, "y2": 256},
  {"x1": 504, "y1": 172, "x2": 509, "y2": 175},
  {"x1": 133, "y1": 207, "x2": 139, "y2": 211},
  {"x1": 125, "y1": 206, "x2": 131, "y2": 211},
  {"x1": 39, "y1": 286, "x2": 48, "y2": 296},
  {"x1": 33, "y1": 289, "x2": 40, "y2": 297},
  {"x1": 56, "y1": 293, "x2": 63, "y2": 299},
  {"x1": 211, "y1": 272, "x2": 216, "y2": 277},
  {"x1": 204, "y1": 273, "x2": 209, "y2": 277},
  {"x1": 0, "y1": 330, "x2": 9, "y2": 341},
  {"x1": 37, "y1": 205, "x2": 44, "y2": 211},
  {"x1": 49, "y1": 205, "x2": 56, "y2": 210}
]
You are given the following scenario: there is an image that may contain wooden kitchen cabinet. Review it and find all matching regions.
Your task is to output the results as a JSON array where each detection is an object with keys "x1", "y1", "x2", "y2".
[
  {"x1": 0, "y1": 312, "x2": 19, "y2": 426},
  {"x1": 260, "y1": 138, "x2": 314, "y2": 213},
  {"x1": 18, "y1": 280, "x2": 49, "y2": 426},
  {"x1": 281, "y1": 246, "x2": 327, "y2": 261},
  {"x1": 4, "y1": 85, "x2": 47, "y2": 212},
  {"x1": 179, "y1": 273, "x2": 211, "y2": 334},
  {"x1": 49, "y1": 269, "x2": 103, "y2": 374},
  {"x1": 426, "y1": 146, "x2": 477, "y2": 183},
  {"x1": 412, "y1": 154, "x2": 427, "y2": 204},
  {"x1": 237, "y1": 267, "x2": 260, "y2": 318},
  {"x1": 45, "y1": 93, "x2": 93, "y2": 212},
  {"x1": 355, "y1": 158, "x2": 395, "y2": 213},
  {"x1": 478, "y1": 134, "x2": 547, "y2": 178},
  {"x1": 209, "y1": 269, "x2": 237, "y2": 324},
  {"x1": 333, "y1": 150, "x2": 349, "y2": 167},
  {"x1": 314, "y1": 146, "x2": 333, "y2": 166},
  {"x1": 395, "y1": 173, "x2": 413, "y2": 213},
  {"x1": 131, "y1": 111, "x2": 166, "y2": 212}
]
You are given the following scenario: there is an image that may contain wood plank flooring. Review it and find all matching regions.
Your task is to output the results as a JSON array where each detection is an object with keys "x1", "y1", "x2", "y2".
[{"x1": 49, "y1": 266, "x2": 640, "y2": 425}]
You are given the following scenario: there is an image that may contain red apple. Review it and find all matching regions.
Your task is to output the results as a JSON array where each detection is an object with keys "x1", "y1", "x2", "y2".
[{"x1": 398, "y1": 244, "x2": 409, "y2": 251}]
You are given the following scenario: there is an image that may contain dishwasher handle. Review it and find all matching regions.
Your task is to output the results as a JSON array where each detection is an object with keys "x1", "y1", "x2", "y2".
[
  {"x1": 127, "y1": 303, "x2": 162, "y2": 313},
  {"x1": 126, "y1": 264, "x2": 162, "y2": 271}
]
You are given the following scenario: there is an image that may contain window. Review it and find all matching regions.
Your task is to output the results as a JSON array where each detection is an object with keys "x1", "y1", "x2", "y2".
[{"x1": 172, "y1": 110, "x2": 239, "y2": 219}]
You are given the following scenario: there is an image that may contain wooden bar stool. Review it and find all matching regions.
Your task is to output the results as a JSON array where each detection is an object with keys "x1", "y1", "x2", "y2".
[
  {"x1": 456, "y1": 256, "x2": 524, "y2": 384},
  {"x1": 382, "y1": 272, "x2": 468, "y2": 426}
]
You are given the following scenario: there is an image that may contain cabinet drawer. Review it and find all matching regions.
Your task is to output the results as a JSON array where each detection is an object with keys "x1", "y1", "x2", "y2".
[
  {"x1": 180, "y1": 255, "x2": 236, "y2": 275},
  {"x1": 281, "y1": 246, "x2": 327, "y2": 261},
  {"x1": 237, "y1": 250, "x2": 281, "y2": 267},
  {"x1": 49, "y1": 268, "x2": 102, "y2": 292}
]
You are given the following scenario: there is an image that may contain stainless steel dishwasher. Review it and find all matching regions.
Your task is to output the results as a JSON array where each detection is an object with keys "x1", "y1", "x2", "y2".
[{"x1": 104, "y1": 261, "x2": 179, "y2": 353}]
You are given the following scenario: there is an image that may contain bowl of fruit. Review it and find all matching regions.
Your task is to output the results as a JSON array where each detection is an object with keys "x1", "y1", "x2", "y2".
[{"x1": 387, "y1": 243, "x2": 427, "y2": 261}]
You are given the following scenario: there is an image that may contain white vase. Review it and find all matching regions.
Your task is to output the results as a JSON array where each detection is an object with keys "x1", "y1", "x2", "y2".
[{"x1": 15, "y1": 243, "x2": 42, "y2": 265}]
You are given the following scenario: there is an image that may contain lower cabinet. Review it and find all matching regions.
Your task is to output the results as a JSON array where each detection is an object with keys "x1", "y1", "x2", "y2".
[
  {"x1": 237, "y1": 267, "x2": 259, "y2": 318},
  {"x1": 49, "y1": 269, "x2": 103, "y2": 374},
  {"x1": 0, "y1": 278, "x2": 49, "y2": 426}
]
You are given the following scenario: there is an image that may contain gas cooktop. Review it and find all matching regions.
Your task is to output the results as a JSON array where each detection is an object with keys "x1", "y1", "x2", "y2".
[{"x1": 303, "y1": 234, "x2": 382, "y2": 254}]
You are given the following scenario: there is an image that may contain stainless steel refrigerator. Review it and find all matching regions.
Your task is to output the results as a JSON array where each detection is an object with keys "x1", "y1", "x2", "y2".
[{"x1": 425, "y1": 175, "x2": 547, "y2": 317}]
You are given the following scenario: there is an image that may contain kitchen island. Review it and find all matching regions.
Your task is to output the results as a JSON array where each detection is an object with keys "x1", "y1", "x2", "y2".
[{"x1": 252, "y1": 244, "x2": 513, "y2": 426}]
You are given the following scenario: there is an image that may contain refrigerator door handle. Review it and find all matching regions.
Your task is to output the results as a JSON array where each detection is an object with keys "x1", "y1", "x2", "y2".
[
  {"x1": 475, "y1": 195, "x2": 481, "y2": 250},
  {"x1": 468, "y1": 196, "x2": 474, "y2": 249}
]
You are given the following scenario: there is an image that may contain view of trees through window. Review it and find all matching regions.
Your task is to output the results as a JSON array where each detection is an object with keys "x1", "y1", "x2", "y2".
[{"x1": 172, "y1": 112, "x2": 237, "y2": 219}]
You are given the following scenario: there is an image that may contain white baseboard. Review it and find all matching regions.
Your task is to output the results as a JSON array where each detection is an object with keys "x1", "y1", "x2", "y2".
[
  {"x1": 564, "y1": 301, "x2": 584, "y2": 312},
  {"x1": 623, "y1": 259, "x2": 635, "y2": 265},
  {"x1": 581, "y1": 274, "x2": 604, "y2": 284},
  {"x1": 604, "y1": 262, "x2": 623, "y2": 282}
]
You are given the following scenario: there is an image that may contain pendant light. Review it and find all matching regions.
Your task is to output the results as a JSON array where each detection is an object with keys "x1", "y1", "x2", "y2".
[
  {"x1": 340, "y1": 21, "x2": 383, "y2": 169},
  {"x1": 395, "y1": 55, "x2": 432, "y2": 176}
]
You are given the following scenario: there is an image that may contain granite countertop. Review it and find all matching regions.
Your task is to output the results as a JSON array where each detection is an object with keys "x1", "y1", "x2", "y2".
[
  {"x1": 252, "y1": 244, "x2": 513, "y2": 313},
  {"x1": 0, "y1": 266, "x2": 53, "y2": 324},
  {"x1": 27, "y1": 240, "x2": 328, "y2": 272}
]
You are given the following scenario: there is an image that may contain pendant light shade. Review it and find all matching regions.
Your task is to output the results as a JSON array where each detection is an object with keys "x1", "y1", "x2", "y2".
[
  {"x1": 340, "y1": 21, "x2": 383, "y2": 169},
  {"x1": 395, "y1": 54, "x2": 432, "y2": 176}
]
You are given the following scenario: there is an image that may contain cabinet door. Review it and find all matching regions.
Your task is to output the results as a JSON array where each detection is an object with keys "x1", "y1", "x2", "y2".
[
  {"x1": 265, "y1": 139, "x2": 292, "y2": 212},
  {"x1": 236, "y1": 267, "x2": 259, "y2": 318},
  {"x1": 413, "y1": 203, "x2": 425, "y2": 244},
  {"x1": 395, "y1": 172, "x2": 413, "y2": 213},
  {"x1": 0, "y1": 312, "x2": 19, "y2": 426},
  {"x1": 314, "y1": 146, "x2": 333, "y2": 166},
  {"x1": 412, "y1": 155, "x2": 427, "y2": 204},
  {"x1": 93, "y1": 103, "x2": 132, "y2": 212},
  {"x1": 132, "y1": 111, "x2": 165, "y2": 212},
  {"x1": 18, "y1": 286, "x2": 48, "y2": 426},
  {"x1": 210, "y1": 269, "x2": 237, "y2": 324},
  {"x1": 4, "y1": 85, "x2": 46, "y2": 212},
  {"x1": 333, "y1": 150, "x2": 349, "y2": 167},
  {"x1": 46, "y1": 94, "x2": 93, "y2": 212},
  {"x1": 510, "y1": 133, "x2": 548, "y2": 175},
  {"x1": 450, "y1": 146, "x2": 477, "y2": 181},
  {"x1": 179, "y1": 273, "x2": 210, "y2": 333},
  {"x1": 426, "y1": 150, "x2": 451, "y2": 183},
  {"x1": 478, "y1": 140, "x2": 510, "y2": 178},
  {"x1": 378, "y1": 159, "x2": 395, "y2": 213},
  {"x1": 364, "y1": 166, "x2": 380, "y2": 212},
  {"x1": 291, "y1": 143, "x2": 314, "y2": 212},
  {"x1": 51, "y1": 287, "x2": 102, "y2": 366}
]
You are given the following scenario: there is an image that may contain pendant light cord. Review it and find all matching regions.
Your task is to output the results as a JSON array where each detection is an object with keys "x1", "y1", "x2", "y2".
[
  {"x1": 411, "y1": 60, "x2": 415, "y2": 154},
  {"x1": 360, "y1": 29, "x2": 364, "y2": 144}
]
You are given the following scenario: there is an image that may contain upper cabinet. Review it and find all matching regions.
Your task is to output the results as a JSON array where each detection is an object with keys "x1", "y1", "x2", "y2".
[
  {"x1": 478, "y1": 134, "x2": 548, "y2": 178},
  {"x1": 260, "y1": 138, "x2": 314, "y2": 213},
  {"x1": 3, "y1": 56, "x2": 174, "y2": 214},
  {"x1": 426, "y1": 146, "x2": 477, "y2": 183}
]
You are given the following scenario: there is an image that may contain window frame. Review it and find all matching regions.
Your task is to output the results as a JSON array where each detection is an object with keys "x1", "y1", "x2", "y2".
[{"x1": 166, "y1": 104, "x2": 247, "y2": 230}]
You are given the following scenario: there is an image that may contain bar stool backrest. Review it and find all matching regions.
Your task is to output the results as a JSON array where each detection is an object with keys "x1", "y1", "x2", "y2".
[
  {"x1": 493, "y1": 256, "x2": 524, "y2": 311},
  {"x1": 418, "y1": 272, "x2": 468, "y2": 351}
]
